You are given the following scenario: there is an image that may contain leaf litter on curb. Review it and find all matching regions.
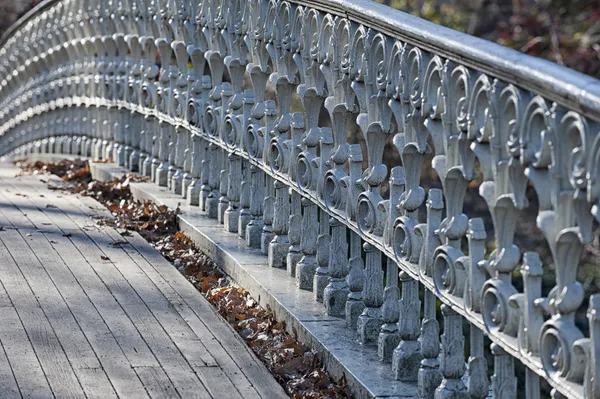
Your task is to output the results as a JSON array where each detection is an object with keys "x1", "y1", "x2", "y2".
[{"x1": 17, "y1": 159, "x2": 351, "y2": 399}]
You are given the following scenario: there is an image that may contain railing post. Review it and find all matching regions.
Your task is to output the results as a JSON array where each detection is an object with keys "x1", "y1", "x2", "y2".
[
  {"x1": 324, "y1": 217, "x2": 349, "y2": 317},
  {"x1": 206, "y1": 144, "x2": 220, "y2": 218},
  {"x1": 490, "y1": 343, "x2": 517, "y2": 399},
  {"x1": 392, "y1": 272, "x2": 422, "y2": 379},
  {"x1": 314, "y1": 212, "x2": 330, "y2": 302},
  {"x1": 379, "y1": 259, "x2": 400, "y2": 363},
  {"x1": 419, "y1": 289, "x2": 442, "y2": 399},
  {"x1": 435, "y1": 304, "x2": 468, "y2": 399},
  {"x1": 296, "y1": 197, "x2": 318, "y2": 291},
  {"x1": 187, "y1": 135, "x2": 202, "y2": 205},
  {"x1": 465, "y1": 219, "x2": 489, "y2": 399},
  {"x1": 218, "y1": 151, "x2": 229, "y2": 224},
  {"x1": 358, "y1": 243, "x2": 384, "y2": 345},
  {"x1": 269, "y1": 179, "x2": 291, "y2": 268},
  {"x1": 246, "y1": 165, "x2": 265, "y2": 248}
]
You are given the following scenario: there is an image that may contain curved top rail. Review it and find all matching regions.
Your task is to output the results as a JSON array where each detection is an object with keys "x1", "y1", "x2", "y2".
[
  {"x1": 2, "y1": 0, "x2": 600, "y2": 121},
  {"x1": 0, "y1": 0, "x2": 59, "y2": 46}
]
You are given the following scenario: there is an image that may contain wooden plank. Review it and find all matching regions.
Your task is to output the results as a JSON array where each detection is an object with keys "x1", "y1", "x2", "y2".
[
  {"x1": 0, "y1": 200, "x2": 103, "y2": 373},
  {"x1": 7, "y1": 177, "x2": 209, "y2": 398},
  {"x1": 0, "y1": 305, "x2": 52, "y2": 399},
  {"x1": 194, "y1": 366, "x2": 244, "y2": 399},
  {"x1": 0, "y1": 184, "x2": 149, "y2": 398},
  {"x1": 41, "y1": 195, "x2": 211, "y2": 397},
  {"x1": 64, "y1": 194, "x2": 264, "y2": 398},
  {"x1": 0, "y1": 181, "x2": 157, "y2": 367},
  {"x1": 134, "y1": 367, "x2": 180, "y2": 399},
  {"x1": 70, "y1": 188, "x2": 285, "y2": 399},
  {"x1": 102, "y1": 226, "x2": 218, "y2": 368},
  {"x1": 12, "y1": 170, "x2": 285, "y2": 399},
  {"x1": 0, "y1": 340, "x2": 20, "y2": 399},
  {"x1": 0, "y1": 234, "x2": 85, "y2": 398},
  {"x1": 0, "y1": 198, "x2": 118, "y2": 399},
  {"x1": 0, "y1": 283, "x2": 22, "y2": 399}
]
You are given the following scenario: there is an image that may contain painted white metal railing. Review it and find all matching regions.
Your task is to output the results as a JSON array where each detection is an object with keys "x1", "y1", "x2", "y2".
[{"x1": 1, "y1": 0, "x2": 599, "y2": 397}]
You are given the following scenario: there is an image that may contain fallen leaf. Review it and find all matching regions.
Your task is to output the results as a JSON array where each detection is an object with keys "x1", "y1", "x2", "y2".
[
  {"x1": 62, "y1": 233, "x2": 72, "y2": 237},
  {"x1": 15, "y1": 193, "x2": 27, "y2": 197},
  {"x1": 100, "y1": 255, "x2": 110, "y2": 261},
  {"x1": 46, "y1": 204, "x2": 58, "y2": 208},
  {"x1": 111, "y1": 240, "x2": 129, "y2": 247},
  {"x1": 50, "y1": 240, "x2": 58, "y2": 244}
]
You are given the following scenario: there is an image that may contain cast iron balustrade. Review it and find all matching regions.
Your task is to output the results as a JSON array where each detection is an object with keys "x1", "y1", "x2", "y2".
[{"x1": 1, "y1": 0, "x2": 600, "y2": 397}]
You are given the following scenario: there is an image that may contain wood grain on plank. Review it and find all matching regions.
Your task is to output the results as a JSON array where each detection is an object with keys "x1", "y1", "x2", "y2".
[
  {"x1": 71, "y1": 194, "x2": 285, "y2": 399},
  {"x1": 10, "y1": 175, "x2": 211, "y2": 397},
  {"x1": 46, "y1": 193, "x2": 211, "y2": 397},
  {"x1": 0, "y1": 306, "x2": 53, "y2": 399},
  {"x1": 0, "y1": 178, "x2": 149, "y2": 398},
  {"x1": 66, "y1": 194, "x2": 267, "y2": 398},
  {"x1": 134, "y1": 367, "x2": 180, "y2": 399},
  {"x1": 0, "y1": 283, "x2": 22, "y2": 399},
  {"x1": 0, "y1": 192, "x2": 119, "y2": 398},
  {"x1": 1, "y1": 166, "x2": 287, "y2": 399},
  {"x1": 0, "y1": 235, "x2": 85, "y2": 398}
]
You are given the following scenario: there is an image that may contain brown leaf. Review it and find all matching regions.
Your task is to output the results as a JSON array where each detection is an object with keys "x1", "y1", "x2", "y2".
[
  {"x1": 111, "y1": 240, "x2": 129, "y2": 247},
  {"x1": 100, "y1": 255, "x2": 110, "y2": 261},
  {"x1": 62, "y1": 233, "x2": 72, "y2": 237},
  {"x1": 46, "y1": 204, "x2": 58, "y2": 208}
]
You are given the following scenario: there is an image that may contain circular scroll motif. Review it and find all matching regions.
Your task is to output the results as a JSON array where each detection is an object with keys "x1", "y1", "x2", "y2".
[
  {"x1": 203, "y1": 106, "x2": 218, "y2": 137},
  {"x1": 246, "y1": 124, "x2": 262, "y2": 160},
  {"x1": 392, "y1": 216, "x2": 417, "y2": 263},
  {"x1": 433, "y1": 246, "x2": 464, "y2": 298},
  {"x1": 187, "y1": 101, "x2": 199, "y2": 127},
  {"x1": 222, "y1": 115, "x2": 237, "y2": 149},
  {"x1": 357, "y1": 192, "x2": 383, "y2": 236},
  {"x1": 481, "y1": 279, "x2": 519, "y2": 337},
  {"x1": 268, "y1": 138, "x2": 287, "y2": 174},
  {"x1": 296, "y1": 153, "x2": 314, "y2": 192},
  {"x1": 323, "y1": 169, "x2": 345, "y2": 211},
  {"x1": 540, "y1": 319, "x2": 586, "y2": 382}
]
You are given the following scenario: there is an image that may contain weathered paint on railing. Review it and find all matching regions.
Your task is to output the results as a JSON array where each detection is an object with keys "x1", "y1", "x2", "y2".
[{"x1": 1, "y1": 0, "x2": 599, "y2": 398}]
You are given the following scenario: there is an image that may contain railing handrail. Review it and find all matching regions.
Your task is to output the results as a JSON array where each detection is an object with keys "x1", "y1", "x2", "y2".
[
  {"x1": 296, "y1": 0, "x2": 600, "y2": 119},
  {"x1": 2, "y1": 0, "x2": 600, "y2": 121}
]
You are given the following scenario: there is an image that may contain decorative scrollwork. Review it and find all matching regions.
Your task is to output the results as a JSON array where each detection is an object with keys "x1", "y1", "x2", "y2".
[{"x1": 2, "y1": 0, "x2": 600, "y2": 397}]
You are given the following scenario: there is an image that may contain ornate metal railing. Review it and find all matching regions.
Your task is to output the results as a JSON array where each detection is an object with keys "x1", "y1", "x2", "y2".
[{"x1": 1, "y1": 0, "x2": 599, "y2": 397}]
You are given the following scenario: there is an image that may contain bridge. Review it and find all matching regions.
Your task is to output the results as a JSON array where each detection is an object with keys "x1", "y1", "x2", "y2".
[{"x1": 0, "y1": 0, "x2": 599, "y2": 398}]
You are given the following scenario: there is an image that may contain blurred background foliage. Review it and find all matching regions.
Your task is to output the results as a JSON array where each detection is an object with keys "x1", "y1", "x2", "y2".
[{"x1": 377, "y1": 0, "x2": 600, "y2": 78}]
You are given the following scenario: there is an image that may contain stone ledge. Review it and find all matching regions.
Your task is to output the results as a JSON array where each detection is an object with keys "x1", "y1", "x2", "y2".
[{"x1": 90, "y1": 162, "x2": 418, "y2": 399}]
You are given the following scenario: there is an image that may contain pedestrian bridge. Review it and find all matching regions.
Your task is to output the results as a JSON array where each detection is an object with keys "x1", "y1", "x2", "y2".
[{"x1": 0, "y1": 0, "x2": 599, "y2": 398}]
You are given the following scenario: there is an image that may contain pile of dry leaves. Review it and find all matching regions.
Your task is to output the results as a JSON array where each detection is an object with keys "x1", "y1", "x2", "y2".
[
  {"x1": 15, "y1": 158, "x2": 93, "y2": 182},
  {"x1": 200, "y1": 284, "x2": 351, "y2": 398},
  {"x1": 18, "y1": 158, "x2": 351, "y2": 399}
]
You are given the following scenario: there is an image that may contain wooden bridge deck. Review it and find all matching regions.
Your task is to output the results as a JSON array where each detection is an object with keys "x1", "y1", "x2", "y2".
[{"x1": 0, "y1": 164, "x2": 287, "y2": 399}]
